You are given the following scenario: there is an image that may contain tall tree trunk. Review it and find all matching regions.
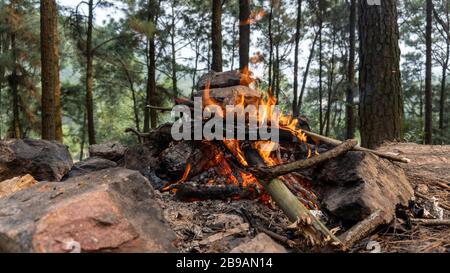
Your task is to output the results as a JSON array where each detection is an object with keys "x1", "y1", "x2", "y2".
[
  {"x1": 171, "y1": 2, "x2": 178, "y2": 97},
  {"x1": 230, "y1": 18, "x2": 237, "y2": 71},
  {"x1": 41, "y1": 0, "x2": 61, "y2": 142},
  {"x1": 0, "y1": 33, "x2": 6, "y2": 139},
  {"x1": 170, "y1": 0, "x2": 178, "y2": 98},
  {"x1": 439, "y1": 1, "x2": 449, "y2": 132},
  {"x1": 239, "y1": 0, "x2": 250, "y2": 71},
  {"x1": 425, "y1": 0, "x2": 433, "y2": 144},
  {"x1": 293, "y1": 0, "x2": 303, "y2": 117},
  {"x1": 346, "y1": 0, "x2": 356, "y2": 139},
  {"x1": 439, "y1": 44, "x2": 449, "y2": 132},
  {"x1": 318, "y1": 15, "x2": 324, "y2": 135},
  {"x1": 325, "y1": 29, "x2": 337, "y2": 137},
  {"x1": 268, "y1": 1, "x2": 274, "y2": 91},
  {"x1": 275, "y1": 43, "x2": 280, "y2": 102},
  {"x1": 10, "y1": 32, "x2": 21, "y2": 139},
  {"x1": 211, "y1": 0, "x2": 223, "y2": 72},
  {"x1": 297, "y1": 31, "x2": 319, "y2": 113},
  {"x1": 80, "y1": 112, "x2": 86, "y2": 161},
  {"x1": 144, "y1": 0, "x2": 158, "y2": 132},
  {"x1": 192, "y1": 39, "x2": 200, "y2": 98},
  {"x1": 359, "y1": 0, "x2": 403, "y2": 149},
  {"x1": 86, "y1": 0, "x2": 96, "y2": 145}
]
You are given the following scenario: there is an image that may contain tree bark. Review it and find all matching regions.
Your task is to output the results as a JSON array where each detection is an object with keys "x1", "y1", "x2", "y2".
[
  {"x1": 79, "y1": 112, "x2": 86, "y2": 161},
  {"x1": 325, "y1": 28, "x2": 337, "y2": 137},
  {"x1": 211, "y1": 0, "x2": 223, "y2": 72},
  {"x1": 439, "y1": 42, "x2": 449, "y2": 132},
  {"x1": 293, "y1": 0, "x2": 303, "y2": 117},
  {"x1": 439, "y1": 1, "x2": 449, "y2": 133},
  {"x1": 230, "y1": 18, "x2": 237, "y2": 71},
  {"x1": 346, "y1": 0, "x2": 356, "y2": 139},
  {"x1": 275, "y1": 43, "x2": 280, "y2": 102},
  {"x1": 86, "y1": 0, "x2": 96, "y2": 145},
  {"x1": 144, "y1": 0, "x2": 158, "y2": 132},
  {"x1": 239, "y1": 0, "x2": 250, "y2": 71},
  {"x1": 170, "y1": 2, "x2": 178, "y2": 97},
  {"x1": 10, "y1": 32, "x2": 21, "y2": 139},
  {"x1": 318, "y1": 13, "x2": 324, "y2": 135},
  {"x1": 359, "y1": 0, "x2": 403, "y2": 149},
  {"x1": 40, "y1": 0, "x2": 61, "y2": 142},
  {"x1": 425, "y1": 0, "x2": 433, "y2": 144}
]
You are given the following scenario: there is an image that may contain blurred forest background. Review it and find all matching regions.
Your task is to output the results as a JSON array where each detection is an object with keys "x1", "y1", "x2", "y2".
[{"x1": 0, "y1": 0, "x2": 449, "y2": 159}]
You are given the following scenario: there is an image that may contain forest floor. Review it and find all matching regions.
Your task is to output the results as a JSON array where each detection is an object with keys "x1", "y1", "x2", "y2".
[
  {"x1": 155, "y1": 143, "x2": 450, "y2": 253},
  {"x1": 373, "y1": 144, "x2": 450, "y2": 253}
]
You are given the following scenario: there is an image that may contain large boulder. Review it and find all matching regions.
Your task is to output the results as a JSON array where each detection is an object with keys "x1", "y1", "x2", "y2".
[
  {"x1": 89, "y1": 141, "x2": 127, "y2": 162},
  {"x1": 0, "y1": 168, "x2": 177, "y2": 253},
  {"x1": 65, "y1": 157, "x2": 117, "y2": 179},
  {"x1": 314, "y1": 152, "x2": 414, "y2": 224},
  {"x1": 0, "y1": 139, "x2": 73, "y2": 182}
]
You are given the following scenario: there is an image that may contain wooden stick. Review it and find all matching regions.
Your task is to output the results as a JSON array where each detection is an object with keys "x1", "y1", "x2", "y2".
[
  {"x1": 264, "y1": 178, "x2": 346, "y2": 250},
  {"x1": 410, "y1": 218, "x2": 450, "y2": 226},
  {"x1": 339, "y1": 210, "x2": 385, "y2": 248},
  {"x1": 302, "y1": 130, "x2": 410, "y2": 163},
  {"x1": 256, "y1": 139, "x2": 358, "y2": 179},
  {"x1": 243, "y1": 147, "x2": 346, "y2": 250}
]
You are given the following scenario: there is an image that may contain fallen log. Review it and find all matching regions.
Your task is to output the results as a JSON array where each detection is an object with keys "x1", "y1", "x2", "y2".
[
  {"x1": 410, "y1": 218, "x2": 450, "y2": 226},
  {"x1": 302, "y1": 130, "x2": 410, "y2": 163}
]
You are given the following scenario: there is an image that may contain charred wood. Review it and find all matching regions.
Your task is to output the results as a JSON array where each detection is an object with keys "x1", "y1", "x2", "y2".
[{"x1": 173, "y1": 183, "x2": 258, "y2": 201}]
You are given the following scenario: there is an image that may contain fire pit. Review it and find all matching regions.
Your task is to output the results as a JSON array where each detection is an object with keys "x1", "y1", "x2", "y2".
[{"x1": 126, "y1": 70, "x2": 413, "y2": 251}]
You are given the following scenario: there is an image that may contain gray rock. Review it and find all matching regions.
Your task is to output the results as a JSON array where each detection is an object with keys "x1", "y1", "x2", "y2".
[
  {"x1": 314, "y1": 151, "x2": 414, "y2": 224},
  {"x1": 65, "y1": 157, "x2": 117, "y2": 179},
  {"x1": 89, "y1": 141, "x2": 127, "y2": 162},
  {"x1": 0, "y1": 168, "x2": 177, "y2": 253},
  {"x1": 0, "y1": 139, "x2": 73, "y2": 182}
]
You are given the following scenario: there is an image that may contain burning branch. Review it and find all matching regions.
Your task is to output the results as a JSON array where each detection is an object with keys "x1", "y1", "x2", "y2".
[
  {"x1": 242, "y1": 143, "x2": 353, "y2": 251},
  {"x1": 302, "y1": 130, "x2": 411, "y2": 163},
  {"x1": 254, "y1": 139, "x2": 358, "y2": 179}
]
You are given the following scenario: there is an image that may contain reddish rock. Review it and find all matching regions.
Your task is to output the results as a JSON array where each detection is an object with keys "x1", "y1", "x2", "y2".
[
  {"x1": 230, "y1": 233, "x2": 287, "y2": 253},
  {"x1": 0, "y1": 168, "x2": 177, "y2": 253}
]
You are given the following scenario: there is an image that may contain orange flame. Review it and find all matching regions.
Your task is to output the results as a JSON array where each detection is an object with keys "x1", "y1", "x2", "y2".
[{"x1": 170, "y1": 68, "x2": 314, "y2": 205}]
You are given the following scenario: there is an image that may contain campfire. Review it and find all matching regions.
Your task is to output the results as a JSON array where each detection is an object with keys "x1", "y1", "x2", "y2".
[{"x1": 127, "y1": 70, "x2": 411, "y2": 250}]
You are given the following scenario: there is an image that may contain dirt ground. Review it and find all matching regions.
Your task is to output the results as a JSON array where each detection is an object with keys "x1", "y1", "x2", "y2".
[
  {"x1": 155, "y1": 143, "x2": 450, "y2": 253},
  {"x1": 374, "y1": 143, "x2": 450, "y2": 253}
]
